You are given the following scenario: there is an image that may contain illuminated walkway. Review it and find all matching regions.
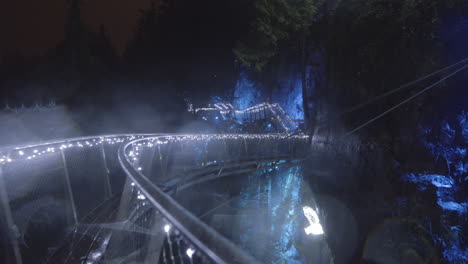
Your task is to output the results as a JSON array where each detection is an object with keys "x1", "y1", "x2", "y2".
[{"x1": 0, "y1": 104, "x2": 314, "y2": 264}]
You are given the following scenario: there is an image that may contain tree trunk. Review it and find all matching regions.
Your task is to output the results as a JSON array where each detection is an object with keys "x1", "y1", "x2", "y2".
[
  {"x1": 301, "y1": 34, "x2": 311, "y2": 135},
  {"x1": 301, "y1": 33, "x2": 318, "y2": 142}
]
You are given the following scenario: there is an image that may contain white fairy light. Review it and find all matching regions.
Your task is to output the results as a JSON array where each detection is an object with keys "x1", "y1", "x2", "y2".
[
  {"x1": 164, "y1": 224, "x2": 171, "y2": 233},
  {"x1": 1, "y1": 112, "x2": 307, "y2": 166},
  {"x1": 186, "y1": 248, "x2": 195, "y2": 258}
]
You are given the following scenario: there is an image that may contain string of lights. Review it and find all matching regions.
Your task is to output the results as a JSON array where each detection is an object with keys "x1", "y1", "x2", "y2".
[
  {"x1": 193, "y1": 102, "x2": 300, "y2": 133},
  {"x1": 0, "y1": 103, "x2": 310, "y2": 264}
]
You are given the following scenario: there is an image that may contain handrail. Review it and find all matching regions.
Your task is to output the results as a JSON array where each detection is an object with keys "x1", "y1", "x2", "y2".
[
  {"x1": 119, "y1": 141, "x2": 261, "y2": 264},
  {"x1": 0, "y1": 103, "x2": 307, "y2": 264},
  {"x1": 0, "y1": 133, "x2": 160, "y2": 153},
  {"x1": 0, "y1": 132, "x2": 308, "y2": 263},
  {"x1": 119, "y1": 134, "x2": 309, "y2": 264}
]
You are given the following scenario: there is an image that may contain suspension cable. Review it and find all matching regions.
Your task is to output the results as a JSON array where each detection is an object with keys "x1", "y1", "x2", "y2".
[
  {"x1": 316, "y1": 56, "x2": 468, "y2": 126},
  {"x1": 342, "y1": 62, "x2": 468, "y2": 138},
  {"x1": 340, "y1": 57, "x2": 468, "y2": 115}
]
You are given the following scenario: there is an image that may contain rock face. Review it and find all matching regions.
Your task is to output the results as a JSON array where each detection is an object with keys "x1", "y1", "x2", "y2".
[
  {"x1": 302, "y1": 133, "x2": 446, "y2": 263},
  {"x1": 363, "y1": 219, "x2": 426, "y2": 264}
]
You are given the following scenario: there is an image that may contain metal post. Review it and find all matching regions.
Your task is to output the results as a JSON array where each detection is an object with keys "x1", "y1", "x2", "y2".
[
  {"x1": 243, "y1": 138, "x2": 248, "y2": 159},
  {"x1": 143, "y1": 212, "x2": 166, "y2": 262},
  {"x1": 158, "y1": 145, "x2": 167, "y2": 178},
  {"x1": 100, "y1": 144, "x2": 113, "y2": 198},
  {"x1": 180, "y1": 141, "x2": 187, "y2": 173},
  {"x1": 146, "y1": 146, "x2": 156, "y2": 177},
  {"x1": 115, "y1": 178, "x2": 134, "y2": 222},
  {"x1": 107, "y1": 178, "x2": 138, "y2": 258},
  {"x1": 0, "y1": 166, "x2": 23, "y2": 264},
  {"x1": 60, "y1": 149, "x2": 78, "y2": 225}
]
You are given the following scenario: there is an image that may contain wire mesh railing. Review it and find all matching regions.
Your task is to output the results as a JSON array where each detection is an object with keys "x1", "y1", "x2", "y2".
[
  {"x1": 119, "y1": 134, "x2": 309, "y2": 264},
  {"x1": 0, "y1": 134, "x2": 154, "y2": 264},
  {"x1": 0, "y1": 103, "x2": 309, "y2": 264},
  {"x1": 0, "y1": 132, "x2": 308, "y2": 264},
  {"x1": 194, "y1": 103, "x2": 300, "y2": 133}
]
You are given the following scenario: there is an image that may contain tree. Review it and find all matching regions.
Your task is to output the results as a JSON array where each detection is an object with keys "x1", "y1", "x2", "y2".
[
  {"x1": 234, "y1": 0, "x2": 322, "y2": 134},
  {"x1": 125, "y1": 0, "x2": 165, "y2": 63}
]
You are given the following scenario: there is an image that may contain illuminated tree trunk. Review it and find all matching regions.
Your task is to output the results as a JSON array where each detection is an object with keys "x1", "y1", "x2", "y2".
[{"x1": 301, "y1": 34, "x2": 313, "y2": 137}]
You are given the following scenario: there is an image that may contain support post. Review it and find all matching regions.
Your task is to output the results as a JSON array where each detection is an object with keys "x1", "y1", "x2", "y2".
[
  {"x1": 0, "y1": 166, "x2": 23, "y2": 264},
  {"x1": 143, "y1": 212, "x2": 166, "y2": 263},
  {"x1": 100, "y1": 144, "x2": 112, "y2": 198},
  {"x1": 60, "y1": 148, "x2": 78, "y2": 225},
  {"x1": 146, "y1": 146, "x2": 156, "y2": 177},
  {"x1": 158, "y1": 145, "x2": 167, "y2": 179}
]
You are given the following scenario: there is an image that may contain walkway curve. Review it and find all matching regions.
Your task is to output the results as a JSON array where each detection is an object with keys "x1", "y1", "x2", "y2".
[{"x1": 0, "y1": 105, "x2": 308, "y2": 264}]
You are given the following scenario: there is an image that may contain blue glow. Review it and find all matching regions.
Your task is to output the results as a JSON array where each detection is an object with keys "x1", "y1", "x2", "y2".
[
  {"x1": 403, "y1": 174, "x2": 454, "y2": 189},
  {"x1": 272, "y1": 72, "x2": 304, "y2": 121},
  {"x1": 234, "y1": 166, "x2": 310, "y2": 263},
  {"x1": 233, "y1": 72, "x2": 261, "y2": 110},
  {"x1": 458, "y1": 112, "x2": 468, "y2": 140},
  {"x1": 443, "y1": 244, "x2": 468, "y2": 263},
  {"x1": 437, "y1": 200, "x2": 467, "y2": 214},
  {"x1": 233, "y1": 71, "x2": 304, "y2": 121},
  {"x1": 406, "y1": 110, "x2": 468, "y2": 263},
  {"x1": 269, "y1": 166, "x2": 305, "y2": 263}
]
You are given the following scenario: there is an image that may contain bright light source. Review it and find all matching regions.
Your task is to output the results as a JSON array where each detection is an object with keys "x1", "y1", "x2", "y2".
[
  {"x1": 18, "y1": 151, "x2": 24, "y2": 156},
  {"x1": 164, "y1": 224, "x2": 171, "y2": 233},
  {"x1": 186, "y1": 248, "x2": 195, "y2": 258},
  {"x1": 303, "y1": 206, "x2": 324, "y2": 235}
]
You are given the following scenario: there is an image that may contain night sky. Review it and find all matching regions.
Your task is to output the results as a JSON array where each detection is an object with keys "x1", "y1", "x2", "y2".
[{"x1": 0, "y1": 0, "x2": 153, "y2": 57}]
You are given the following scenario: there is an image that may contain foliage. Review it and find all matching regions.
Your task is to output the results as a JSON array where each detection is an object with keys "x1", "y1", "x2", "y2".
[
  {"x1": 406, "y1": 112, "x2": 468, "y2": 263},
  {"x1": 125, "y1": 0, "x2": 165, "y2": 62},
  {"x1": 234, "y1": 0, "x2": 321, "y2": 71},
  {"x1": 422, "y1": 112, "x2": 468, "y2": 184}
]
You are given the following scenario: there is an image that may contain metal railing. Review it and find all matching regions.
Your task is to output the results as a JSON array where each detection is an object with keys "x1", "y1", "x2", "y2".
[
  {"x1": 194, "y1": 103, "x2": 300, "y2": 133},
  {"x1": 119, "y1": 134, "x2": 309, "y2": 264},
  {"x1": 0, "y1": 134, "x2": 154, "y2": 264},
  {"x1": 0, "y1": 105, "x2": 309, "y2": 264}
]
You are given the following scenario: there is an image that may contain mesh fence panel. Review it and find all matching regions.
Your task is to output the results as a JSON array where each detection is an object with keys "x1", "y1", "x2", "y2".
[{"x1": 0, "y1": 132, "x2": 308, "y2": 264}]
